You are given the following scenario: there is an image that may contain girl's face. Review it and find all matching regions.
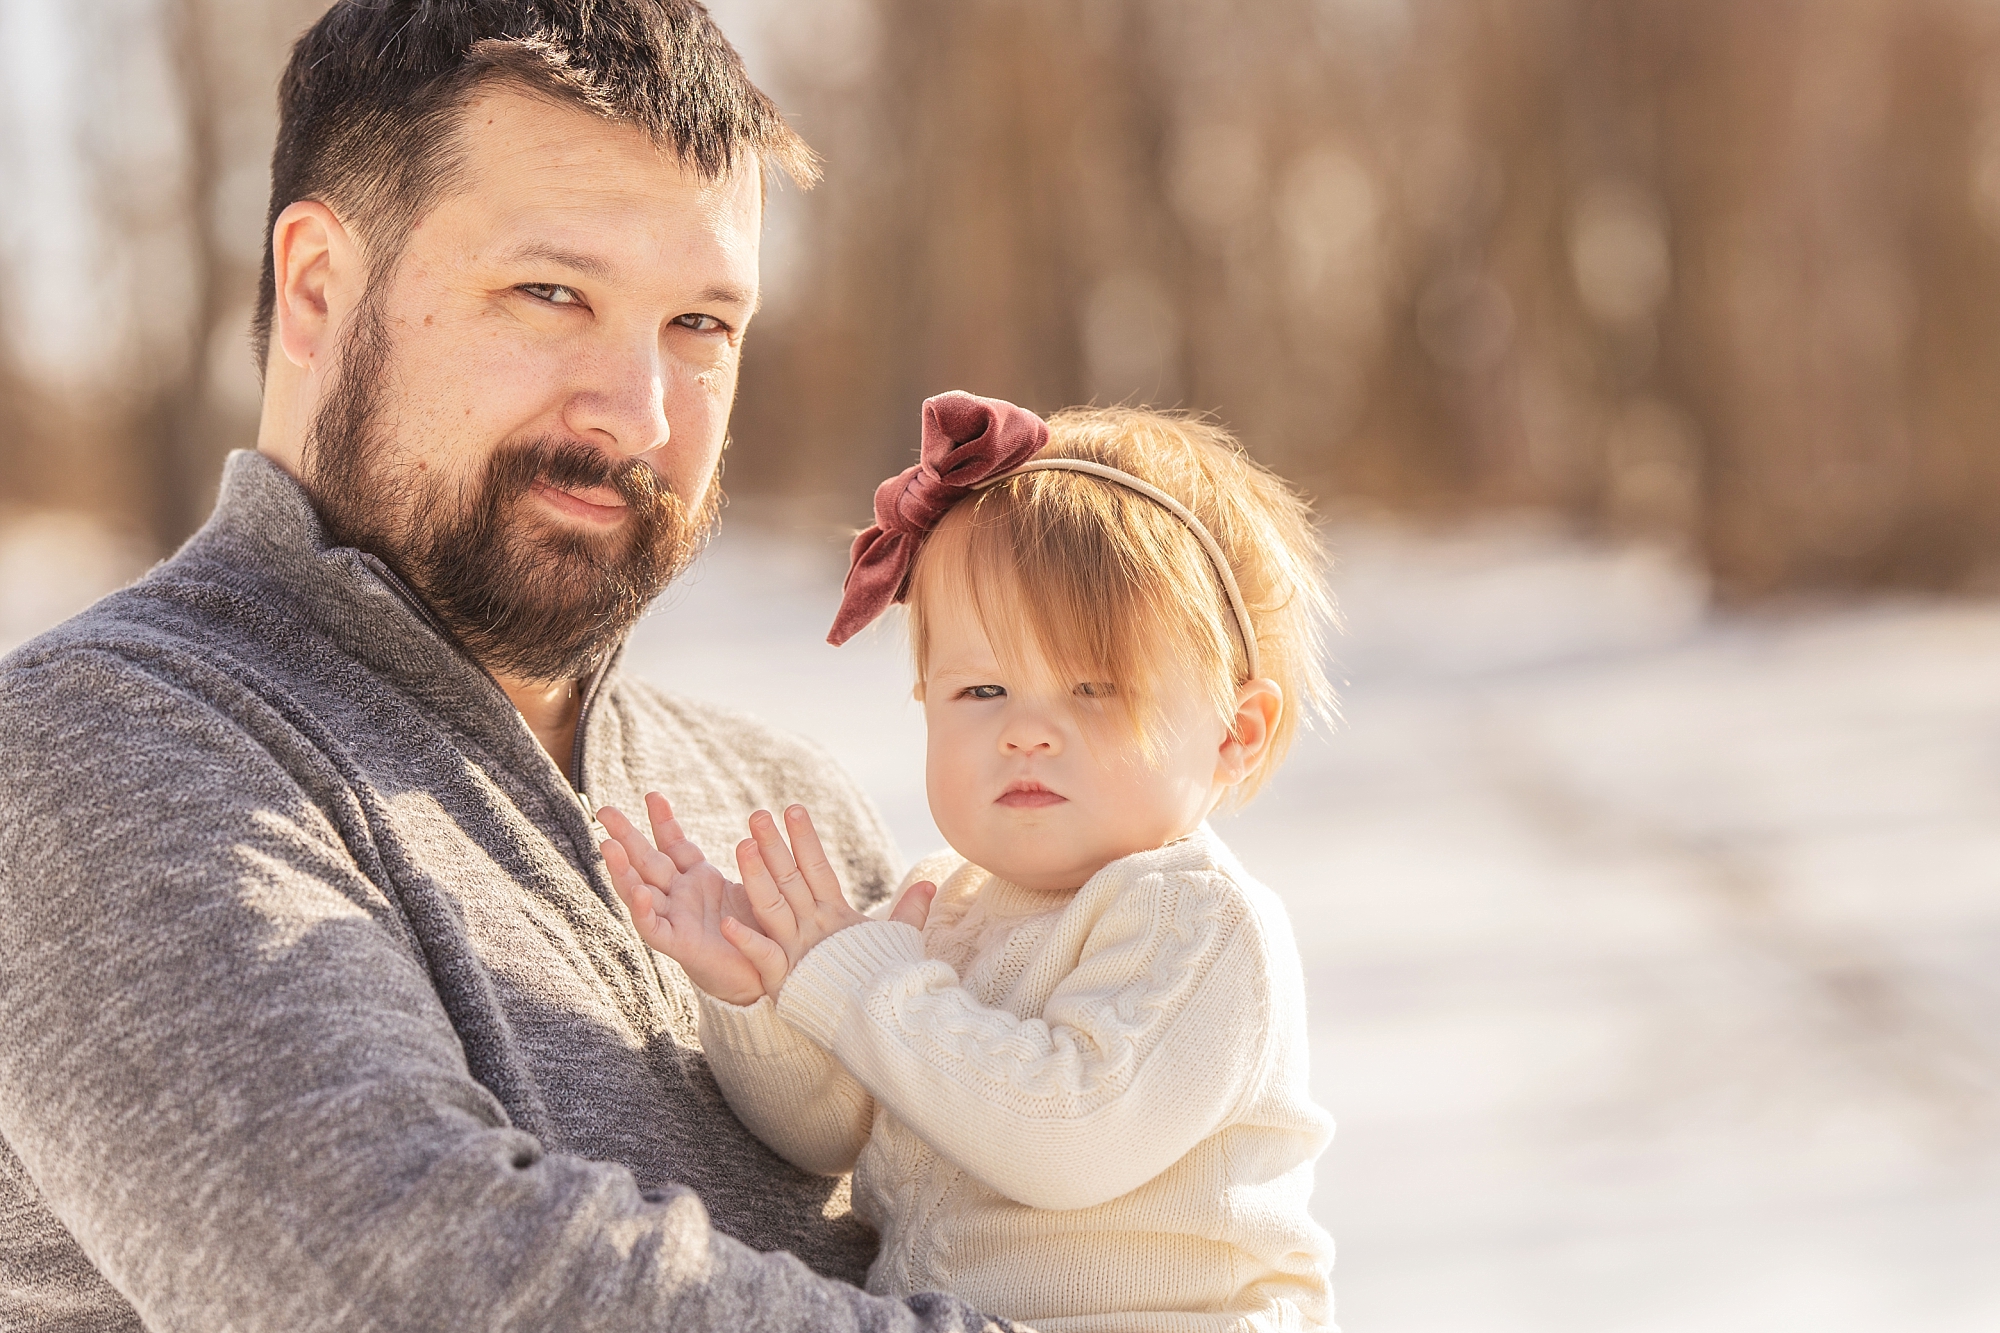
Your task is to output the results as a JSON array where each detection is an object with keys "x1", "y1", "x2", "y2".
[{"x1": 918, "y1": 587, "x2": 1236, "y2": 894}]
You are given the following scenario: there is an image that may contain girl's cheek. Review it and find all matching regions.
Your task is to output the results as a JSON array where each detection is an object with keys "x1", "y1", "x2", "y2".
[{"x1": 928, "y1": 727, "x2": 978, "y2": 804}]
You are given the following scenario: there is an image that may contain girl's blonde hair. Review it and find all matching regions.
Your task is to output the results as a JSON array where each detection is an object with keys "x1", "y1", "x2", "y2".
[{"x1": 907, "y1": 405, "x2": 1335, "y2": 803}]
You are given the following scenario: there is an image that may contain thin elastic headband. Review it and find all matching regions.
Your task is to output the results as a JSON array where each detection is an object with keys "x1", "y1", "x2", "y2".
[
  {"x1": 974, "y1": 459, "x2": 1261, "y2": 682},
  {"x1": 828, "y1": 391, "x2": 1262, "y2": 683}
]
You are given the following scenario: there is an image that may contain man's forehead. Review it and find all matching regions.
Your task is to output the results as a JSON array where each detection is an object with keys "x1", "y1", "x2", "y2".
[{"x1": 442, "y1": 86, "x2": 762, "y2": 259}]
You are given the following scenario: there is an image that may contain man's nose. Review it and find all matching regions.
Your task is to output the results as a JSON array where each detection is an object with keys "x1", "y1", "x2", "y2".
[{"x1": 562, "y1": 337, "x2": 671, "y2": 458}]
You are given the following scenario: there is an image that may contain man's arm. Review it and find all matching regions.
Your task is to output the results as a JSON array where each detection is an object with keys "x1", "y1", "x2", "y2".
[{"x1": 0, "y1": 647, "x2": 1009, "y2": 1332}]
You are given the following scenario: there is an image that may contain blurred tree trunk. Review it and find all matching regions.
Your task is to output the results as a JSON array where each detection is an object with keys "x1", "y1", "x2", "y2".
[
  {"x1": 144, "y1": 0, "x2": 228, "y2": 549},
  {"x1": 734, "y1": 0, "x2": 2000, "y2": 596},
  {"x1": 0, "y1": 343, "x2": 30, "y2": 509}
]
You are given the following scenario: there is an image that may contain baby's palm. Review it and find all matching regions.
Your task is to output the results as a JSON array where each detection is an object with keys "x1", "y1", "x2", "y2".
[
  {"x1": 725, "y1": 803, "x2": 936, "y2": 997},
  {"x1": 600, "y1": 793, "x2": 767, "y2": 1007}
]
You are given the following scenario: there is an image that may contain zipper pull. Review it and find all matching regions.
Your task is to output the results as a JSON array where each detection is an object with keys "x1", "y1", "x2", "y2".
[{"x1": 577, "y1": 789, "x2": 611, "y2": 844}]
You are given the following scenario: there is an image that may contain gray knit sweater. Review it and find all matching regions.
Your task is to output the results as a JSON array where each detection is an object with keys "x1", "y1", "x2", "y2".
[{"x1": 0, "y1": 451, "x2": 1011, "y2": 1332}]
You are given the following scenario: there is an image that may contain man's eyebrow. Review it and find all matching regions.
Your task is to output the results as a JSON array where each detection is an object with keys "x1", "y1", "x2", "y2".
[
  {"x1": 496, "y1": 242, "x2": 616, "y2": 280},
  {"x1": 696, "y1": 282, "x2": 759, "y2": 312},
  {"x1": 495, "y1": 245, "x2": 757, "y2": 312}
]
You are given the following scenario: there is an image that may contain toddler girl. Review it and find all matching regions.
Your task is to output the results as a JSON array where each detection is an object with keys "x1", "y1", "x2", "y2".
[{"x1": 598, "y1": 392, "x2": 1337, "y2": 1331}]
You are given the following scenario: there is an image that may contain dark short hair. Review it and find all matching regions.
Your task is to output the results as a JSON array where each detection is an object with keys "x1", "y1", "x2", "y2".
[{"x1": 253, "y1": 0, "x2": 816, "y2": 370}]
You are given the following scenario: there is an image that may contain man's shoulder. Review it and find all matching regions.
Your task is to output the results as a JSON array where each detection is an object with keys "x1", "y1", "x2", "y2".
[
  {"x1": 0, "y1": 562, "x2": 383, "y2": 829},
  {"x1": 604, "y1": 676, "x2": 847, "y2": 782},
  {"x1": 2, "y1": 583, "x2": 207, "y2": 714},
  {"x1": 599, "y1": 677, "x2": 900, "y2": 905},
  {"x1": 2, "y1": 542, "x2": 272, "y2": 683},
  {"x1": 0, "y1": 583, "x2": 354, "y2": 918}
]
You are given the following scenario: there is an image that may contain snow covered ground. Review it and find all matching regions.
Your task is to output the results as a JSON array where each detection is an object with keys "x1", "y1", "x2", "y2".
[{"x1": 6, "y1": 506, "x2": 1996, "y2": 1332}]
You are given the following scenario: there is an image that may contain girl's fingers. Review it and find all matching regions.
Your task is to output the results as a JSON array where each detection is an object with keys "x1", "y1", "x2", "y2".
[
  {"x1": 720, "y1": 875, "x2": 757, "y2": 925},
  {"x1": 747, "y1": 809, "x2": 815, "y2": 921},
  {"x1": 721, "y1": 916, "x2": 791, "y2": 996},
  {"x1": 600, "y1": 839, "x2": 640, "y2": 908},
  {"x1": 597, "y1": 803, "x2": 646, "y2": 854},
  {"x1": 601, "y1": 837, "x2": 645, "y2": 903},
  {"x1": 782, "y1": 805, "x2": 845, "y2": 906},
  {"x1": 644, "y1": 791, "x2": 708, "y2": 875},
  {"x1": 888, "y1": 879, "x2": 937, "y2": 932},
  {"x1": 735, "y1": 838, "x2": 797, "y2": 945},
  {"x1": 602, "y1": 839, "x2": 666, "y2": 942},
  {"x1": 599, "y1": 804, "x2": 678, "y2": 887}
]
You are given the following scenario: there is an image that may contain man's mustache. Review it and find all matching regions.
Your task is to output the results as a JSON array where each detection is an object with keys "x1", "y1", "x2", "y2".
[{"x1": 491, "y1": 439, "x2": 673, "y2": 513}]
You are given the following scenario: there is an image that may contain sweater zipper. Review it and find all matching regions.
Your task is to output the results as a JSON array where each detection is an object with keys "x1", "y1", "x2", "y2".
[
  {"x1": 358, "y1": 555, "x2": 614, "y2": 881},
  {"x1": 567, "y1": 654, "x2": 614, "y2": 794},
  {"x1": 358, "y1": 556, "x2": 598, "y2": 795}
]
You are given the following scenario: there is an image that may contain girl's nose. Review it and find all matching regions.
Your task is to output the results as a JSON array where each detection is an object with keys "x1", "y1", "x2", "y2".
[{"x1": 999, "y1": 707, "x2": 1063, "y2": 755}]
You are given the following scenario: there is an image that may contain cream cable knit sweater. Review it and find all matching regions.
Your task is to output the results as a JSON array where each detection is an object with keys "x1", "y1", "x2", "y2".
[{"x1": 698, "y1": 827, "x2": 1336, "y2": 1332}]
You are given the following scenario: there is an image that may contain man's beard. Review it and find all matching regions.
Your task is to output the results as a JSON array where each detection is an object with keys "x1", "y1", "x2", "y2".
[{"x1": 301, "y1": 298, "x2": 723, "y2": 683}]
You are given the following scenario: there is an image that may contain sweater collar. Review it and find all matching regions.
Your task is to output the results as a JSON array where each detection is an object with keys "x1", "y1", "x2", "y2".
[
  {"x1": 974, "y1": 823, "x2": 1230, "y2": 917},
  {"x1": 167, "y1": 449, "x2": 621, "y2": 790}
]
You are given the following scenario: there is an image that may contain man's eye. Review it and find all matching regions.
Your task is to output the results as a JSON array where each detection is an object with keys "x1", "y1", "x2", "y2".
[
  {"x1": 959, "y1": 684, "x2": 1006, "y2": 700},
  {"x1": 520, "y1": 283, "x2": 585, "y2": 307},
  {"x1": 1074, "y1": 682, "x2": 1118, "y2": 698},
  {"x1": 673, "y1": 312, "x2": 727, "y2": 333}
]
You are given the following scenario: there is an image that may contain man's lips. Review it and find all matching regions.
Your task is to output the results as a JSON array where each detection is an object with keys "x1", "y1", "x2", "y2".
[
  {"x1": 996, "y1": 781, "x2": 1067, "y2": 809},
  {"x1": 531, "y1": 479, "x2": 630, "y2": 522}
]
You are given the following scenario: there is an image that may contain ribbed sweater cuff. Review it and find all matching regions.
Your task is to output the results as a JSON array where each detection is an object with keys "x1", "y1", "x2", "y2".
[
  {"x1": 777, "y1": 920, "x2": 926, "y2": 1048},
  {"x1": 696, "y1": 991, "x2": 806, "y2": 1059}
]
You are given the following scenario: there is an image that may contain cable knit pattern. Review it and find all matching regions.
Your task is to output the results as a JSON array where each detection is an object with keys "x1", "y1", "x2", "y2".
[{"x1": 699, "y1": 829, "x2": 1336, "y2": 1332}]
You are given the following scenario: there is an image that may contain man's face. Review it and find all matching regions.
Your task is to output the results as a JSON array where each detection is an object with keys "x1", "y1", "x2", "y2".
[{"x1": 304, "y1": 86, "x2": 763, "y2": 682}]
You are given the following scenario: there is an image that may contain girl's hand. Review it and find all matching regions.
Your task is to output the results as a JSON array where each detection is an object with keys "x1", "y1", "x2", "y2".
[
  {"x1": 599, "y1": 792, "x2": 770, "y2": 1007},
  {"x1": 726, "y1": 804, "x2": 937, "y2": 996}
]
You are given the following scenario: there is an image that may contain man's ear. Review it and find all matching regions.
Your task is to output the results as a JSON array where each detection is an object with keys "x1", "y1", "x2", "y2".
[
  {"x1": 1215, "y1": 678, "x2": 1283, "y2": 789},
  {"x1": 270, "y1": 201, "x2": 363, "y2": 371}
]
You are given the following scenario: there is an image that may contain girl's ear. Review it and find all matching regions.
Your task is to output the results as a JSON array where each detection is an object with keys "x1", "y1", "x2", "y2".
[{"x1": 1216, "y1": 678, "x2": 1282, "y2": 788}]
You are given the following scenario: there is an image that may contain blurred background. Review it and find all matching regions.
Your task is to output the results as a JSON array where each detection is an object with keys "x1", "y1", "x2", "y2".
[{"x1": 3, "y1": 1, "x2": 1997, "y2": 1330}]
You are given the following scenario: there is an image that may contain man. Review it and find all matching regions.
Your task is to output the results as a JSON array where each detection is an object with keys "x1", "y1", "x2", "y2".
[{"x1": 0, "y1": 3, "x2": 1012, "y2": 1329}]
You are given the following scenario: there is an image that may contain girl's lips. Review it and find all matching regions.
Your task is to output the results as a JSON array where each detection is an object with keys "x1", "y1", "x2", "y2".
[{"x1": 996, "y1": 784, "x2": 1067, "y2": 809}]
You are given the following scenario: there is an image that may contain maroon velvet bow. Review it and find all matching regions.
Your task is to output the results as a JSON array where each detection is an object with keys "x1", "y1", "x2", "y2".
[{"x1": 827, "y1": 391, "x2": 1050, "y2": 646}]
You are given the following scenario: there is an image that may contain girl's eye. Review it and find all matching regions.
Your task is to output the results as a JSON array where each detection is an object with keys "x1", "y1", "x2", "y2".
[
  {"x1": 673, "y1": 312, "x2": 727, "y2": 333},
  {"x1": 1074, "y1": 681, "x2": 1118, "y2": 698},
  {"x1": 520, "y1": 283, "x2": 585, "y2": 307},
  {"x1": 960, "y1": 684, "x2": 1007, "y2": 700}
]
